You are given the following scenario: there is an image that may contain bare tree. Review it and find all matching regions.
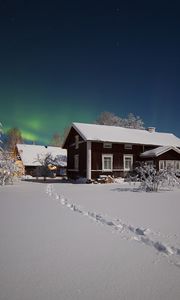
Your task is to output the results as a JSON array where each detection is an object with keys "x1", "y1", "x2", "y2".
[
  {"x1": 61, "y1": 126, "x2": 71, "y2": 145},
  {"x1": 35, "y1": 153, "x2": 55, "y2": 181},
  {"x1": 6, "y1": 127, "x2": 23, "y2": 152},
  {"x1": 50, "y1": 133, "x2": 62, "y2": 147},
  {"x1": 95, "y1": 111, "x2": 145, "y2": 129},
  {"x1": 124, "y1": 113, "x2": 145, "y2": 129},
  {"x1": 95, "y1": 111, "x2": 122, "y2": 126}
]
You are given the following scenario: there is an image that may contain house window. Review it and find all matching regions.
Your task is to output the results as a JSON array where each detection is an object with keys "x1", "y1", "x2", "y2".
[
  {"x1": 124, "y1": 155, "x2": 133, "y2": 171},
  {"x1": 75, "y1": 135, "x2": 79, "y2": 149},
  {"x1": 166, "y1": 160, "x2": 174, "y2": 170},
  {"x1": 74, "y1": 154, "x2": 79, "y2": 170},
  {"x1": 159, "y1": 160, "x2": 180, "y2": 171},
  {"x1": 159, "y1": 160, "x2": 164, "y2": 171},
  {"x1": 124, "y1": 144, "x2": 132, "y2": 150},
  {"x1": 175, "y1": 161, "x2": 180, "y2": 170},
  {"x1": 102, "y1": 154, "x2": 113, "y2": 171},
  {"x1": 103, "y1": 142, "x2": 112, "y2": 148}
]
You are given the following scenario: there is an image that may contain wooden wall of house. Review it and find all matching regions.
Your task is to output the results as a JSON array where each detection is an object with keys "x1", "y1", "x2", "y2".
[
  {"x1": 157, "y1": 149, "x2": 180, "y2": 160},
  {"x1": 65, "y1": 128, "x2": 86, "y2": 179},
  {"x1": 67, "y1": 142, "x2": 87, "y2": 179},
  {"x1": 91, "y1": 142, "x2": 144, "y2": 178},
  {"x1": 25, "y1": 166, "x2": 37, "y2": 176},
  {"x1": 139, "y1": 157, "x2": 157, "y2": 167},
  {"x1": 63, "y1": 127, "x2": 84, "y2": 148}
]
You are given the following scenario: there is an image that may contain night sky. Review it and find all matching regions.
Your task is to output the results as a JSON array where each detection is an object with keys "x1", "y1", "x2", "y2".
[{"x1": 0, "y1": 0, "x2": 180, "y2": 144}]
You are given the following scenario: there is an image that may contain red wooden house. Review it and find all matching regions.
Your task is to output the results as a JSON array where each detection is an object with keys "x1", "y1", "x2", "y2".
[{"x1": 62, "y1": 123, "x2": 180, "y2": 180}]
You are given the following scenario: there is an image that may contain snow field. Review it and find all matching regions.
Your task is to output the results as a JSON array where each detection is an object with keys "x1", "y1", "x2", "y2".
[
  {"x1": 0, "y1": 181, "x2": 180, "y2": 300},
  {"x1": 46, "y1": 184, "x2": 180, "y2": 268}
]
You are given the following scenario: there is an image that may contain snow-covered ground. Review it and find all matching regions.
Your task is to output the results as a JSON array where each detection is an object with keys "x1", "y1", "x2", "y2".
[{"x1": 0, "y1": 180, "x2": 180, "y2": 300}]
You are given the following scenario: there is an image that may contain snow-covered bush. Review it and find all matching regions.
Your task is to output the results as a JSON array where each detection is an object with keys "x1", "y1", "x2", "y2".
[
  {"x1": 128, "y1": 163, "x2": 180, "y2": 192},
  {"x1": 0, "y1": 123, "x2": 17, "y2": 185},
  {"x1": 0, "y1": 152, "x2": 17, "y2": 185}
]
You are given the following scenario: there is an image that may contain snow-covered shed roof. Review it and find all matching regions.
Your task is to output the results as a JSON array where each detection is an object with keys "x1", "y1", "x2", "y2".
[
  {"x1": 16, "y1": 144, "x2": 67, "y2": 167},
  {"x1": 68, "y1": 123, "x2": 180, "y2": 147},
  {"x1": 140, "y1": 146, "x2": 180, "y2": 158}
]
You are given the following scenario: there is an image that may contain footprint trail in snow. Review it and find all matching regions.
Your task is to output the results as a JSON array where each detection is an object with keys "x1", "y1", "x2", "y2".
[{"x1": 46, "y1": 184, "x2": 180, "y2": 268}]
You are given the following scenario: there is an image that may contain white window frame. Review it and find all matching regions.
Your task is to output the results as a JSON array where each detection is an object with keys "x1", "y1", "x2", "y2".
[
  {"x1": 102, "y1": 154, "x2": 113, "y2": 171},
  {"x1": 166, "y1": 160, "x2": 175, "y2": 170},
  {"x1": 159, "y1": 160, "x2": 180, "y2": 171},
  {"x1": 159, "y1": 160, "x2": 164, "y2": 171},
  {"x1": 75, "y1": 135, "x2": 79, "y2": 149},
  {"x1": 103, "y1": 142, "x2": 112, "y2": 149},
  {"x1": 123, "y1": 154, "x2": 133, "y2": 171},
  {"x1": 74, "y1": 154, "x2": 79, "y2": 170},
  {"x1": 175, "y1": 161, "x2": 180, "y2": 170},
  {"x1": 124, "y1": 144, "x2": 132, "y2": 150}
]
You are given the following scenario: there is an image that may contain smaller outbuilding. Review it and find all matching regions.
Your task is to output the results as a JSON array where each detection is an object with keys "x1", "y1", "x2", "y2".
[
  {"x1": 15, "y1": 144, "x2": 67, "y2": 177},
  {"x1": 140, "y1": 146, "x2": 180, "y2": 173}
]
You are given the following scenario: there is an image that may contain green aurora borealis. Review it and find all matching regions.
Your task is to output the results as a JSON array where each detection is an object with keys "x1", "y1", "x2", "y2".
[
  {"x1": 0, "y1": 88, "x2": 98, "y2": 144},
  {"x1": 1, "y1": 1, "x2": 180, "y2": 143}
]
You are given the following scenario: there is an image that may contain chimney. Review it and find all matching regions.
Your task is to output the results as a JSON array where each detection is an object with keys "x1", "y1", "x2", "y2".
[{"x1": 147, "y1": 127, "x2": 156, "y2": 133}]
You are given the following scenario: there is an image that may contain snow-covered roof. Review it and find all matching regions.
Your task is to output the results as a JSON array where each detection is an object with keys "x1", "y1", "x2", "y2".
[
  {"x1": 140, "y1": 146, "x2": 180, "y2": 158},
  {"x1": 16, "y1": 144, "x2": 67, "y2": 167},
  {"x1": 69, "y1": 123, "x2": 180, "y2": 147}
]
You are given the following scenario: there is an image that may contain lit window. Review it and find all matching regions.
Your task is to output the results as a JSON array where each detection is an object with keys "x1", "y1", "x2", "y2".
[
  {"x1": 103, "y1": 142, "x2": 112, "y2": 148},
  {"x1": 102, "y1": 154, "x2": 113, "y2": 171},
  {"x1": 124, "y1": 155, "x2": 133, "y2": 171}
]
